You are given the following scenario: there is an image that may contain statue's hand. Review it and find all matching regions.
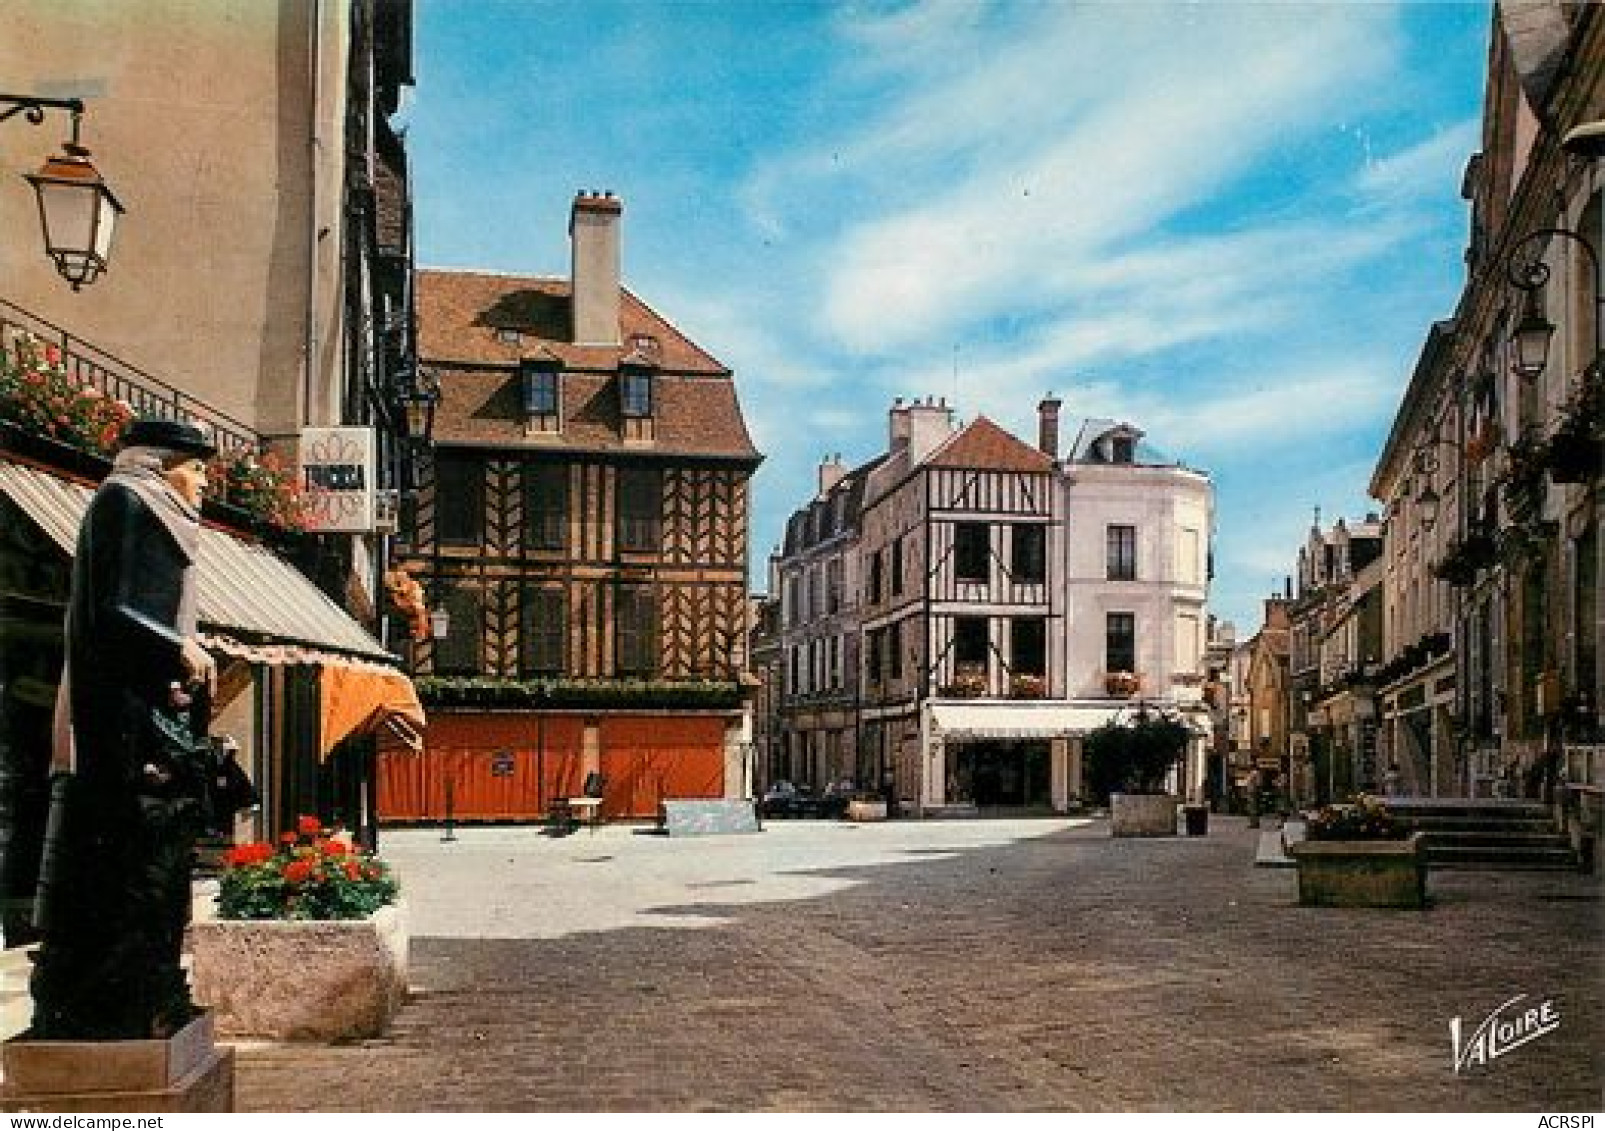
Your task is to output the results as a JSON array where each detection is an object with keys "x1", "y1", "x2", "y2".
[{"x1": 179, "y1": 637, "x2": 216, "y2": 697}]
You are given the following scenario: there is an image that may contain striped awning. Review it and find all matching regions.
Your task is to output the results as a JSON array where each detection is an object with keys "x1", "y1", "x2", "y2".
[
  {"x1": 927, "y1": 700, "x2": 1212, "y2": 740},
  {"x1": 0, "y1": 457, "x2": 394, "y2": 663}
]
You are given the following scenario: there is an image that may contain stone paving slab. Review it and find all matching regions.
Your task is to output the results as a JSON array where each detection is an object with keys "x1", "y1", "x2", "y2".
[{"x1": 232, "y1": 816, "x2": 1603, "y2": 1112}]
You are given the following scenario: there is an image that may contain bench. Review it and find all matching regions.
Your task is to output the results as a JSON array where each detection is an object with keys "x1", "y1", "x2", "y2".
[{"x1": 547, "y1": 772, "x2": 606, "y2": 835}]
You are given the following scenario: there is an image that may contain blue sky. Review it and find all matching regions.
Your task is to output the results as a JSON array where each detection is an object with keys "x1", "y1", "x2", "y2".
[{"x1": 409, "y1": 0, "x2": 1492, "y2": 635}]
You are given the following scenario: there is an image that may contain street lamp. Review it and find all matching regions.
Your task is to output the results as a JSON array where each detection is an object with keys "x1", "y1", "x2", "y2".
[
  {"x1": 398, "y1": 367, "x2": 441, "y2": 443},
  {"x1": 1504, "y1": 225, "x2": 1601, "y2": 382},
  {"x1": 3, "y1": 93, "x2": 124, "y2": 290},
  {"x1": 1411, "y1": 436, "x2": 1460, "y2": 533}
]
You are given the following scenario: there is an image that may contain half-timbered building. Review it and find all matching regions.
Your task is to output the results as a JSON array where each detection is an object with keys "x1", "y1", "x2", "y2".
[
  {"x1": 379, "y1": 192, "x2": 762, "y2": 822},
  {"x1": 859, "y1": 400, "x2": 1063, "y2": 812},
  {"x1": 764, "y1": 395, "x2": 1216, "y2": 815}
]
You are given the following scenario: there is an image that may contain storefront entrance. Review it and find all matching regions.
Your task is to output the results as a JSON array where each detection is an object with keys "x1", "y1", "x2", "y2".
[{"x1": 947, "y1": 740, "x2": 1051, "y2": 809}]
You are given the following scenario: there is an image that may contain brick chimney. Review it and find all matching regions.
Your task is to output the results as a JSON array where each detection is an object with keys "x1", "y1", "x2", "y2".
[
  {"x1": 570, "y1": 190, "x2": 623, "y2": 346},
  {"x1": 818, "y1": 453, "x2": 847, "y2": 497},
  {"x1": 1037, "y1": 394, "x2": 1062, "y2": 458},
  {"x1": 906, "y1": 396, "x2": 955, "y2": 464}
]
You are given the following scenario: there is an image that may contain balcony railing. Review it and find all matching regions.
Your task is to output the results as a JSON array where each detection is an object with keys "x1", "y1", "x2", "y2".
[{"x1": 1, "y1": 297, "x2": 261, "y2": 454}]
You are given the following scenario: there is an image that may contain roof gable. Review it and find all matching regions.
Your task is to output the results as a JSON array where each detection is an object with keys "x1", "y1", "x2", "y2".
[{"x1": 924, "y1": 416, "x2": 1054, "y2": 473}]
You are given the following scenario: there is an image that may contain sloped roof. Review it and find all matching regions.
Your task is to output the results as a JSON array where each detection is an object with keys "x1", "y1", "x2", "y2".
[
  {"x1": 418, "y1": 269, "x2": 758, "y2": 462},
  {"x1": 418, "y1": 269, "x2": 728, "y2": 375},
  {"x1": 782, "y1": 454, "x2": 886, "y2": 555},
  {"x1": 1066, "y1": 417, "x2": 1177, "y2": 465},
  {"x1": 924, "y1": 416, "x2": 1054, "y2": 472}
]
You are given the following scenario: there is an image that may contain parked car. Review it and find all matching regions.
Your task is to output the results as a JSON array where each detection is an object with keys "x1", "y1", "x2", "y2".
[{"x1": 761, "y1": 781, "x2": 818, "y2": 819}]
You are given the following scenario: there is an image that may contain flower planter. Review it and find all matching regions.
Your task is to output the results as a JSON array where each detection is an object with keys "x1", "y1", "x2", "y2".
[
  {"x1": 189, "y1": 904, "x2": 408, "y2": 1042},
  {"x1": 1110, "y1": 792, "x2": 1179, "y2": 837},
  {"x1": 1286, "y1": 835, "x2": 1427, "y2": 908}
]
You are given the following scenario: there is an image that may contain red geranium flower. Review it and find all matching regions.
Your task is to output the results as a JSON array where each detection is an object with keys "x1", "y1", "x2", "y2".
[
  {"x1": 283, "y1": 859, "x2": 315, "y2": 884},
  {"x1": 297, "y1": 815, "x2": 323, "y2": 837},
  {"x1": 223, "y1": 842, "x2": 273, "y2": 867}
]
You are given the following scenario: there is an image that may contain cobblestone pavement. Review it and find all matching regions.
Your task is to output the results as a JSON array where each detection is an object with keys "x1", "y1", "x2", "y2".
[{"x1": 234, "y1": 816, "x2": 1603, "y2": 1112}]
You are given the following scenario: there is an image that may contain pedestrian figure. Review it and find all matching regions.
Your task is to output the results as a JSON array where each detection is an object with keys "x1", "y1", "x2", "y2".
[
  {"x1": 29, "y1": 418, "x2": 220, "y2": 1040},
  {"x1": 1383, "y1": 761, "x2": 1403, "y2": 797}
]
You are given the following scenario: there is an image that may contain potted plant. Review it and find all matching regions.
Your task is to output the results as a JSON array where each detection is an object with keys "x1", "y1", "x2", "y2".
[
  {"x1": 1104, "y1": 670, "x2": 1140, "y2": 698},
  {"x1": 0, "y1": 332, "x2": 133, "y2": 473},
  {"x1": 1546, "y1": 377, "x2": 1601, "y2": 484},
  {"x1": 1501, "y1": 428, "x2": 1547, "y2": 519},
  {"x1": 206, "y1": 446, "x2": 314, "y2": 533},
  {"x1": 189, "y1": 817, "x2": 407, "y2": 1041},
  {"x1": 1009, "y1": 672, "x2": 1046, "y2": 700},
  {"x1": 941, "y1": 662, "x2": 988, "y2": 698},
  {"x1": 1084, "y1": 710, "x2": 1190, "y2": 837},
  {"x1": 1286, "y1": 795, "x2": 1426, "y2": 908}
]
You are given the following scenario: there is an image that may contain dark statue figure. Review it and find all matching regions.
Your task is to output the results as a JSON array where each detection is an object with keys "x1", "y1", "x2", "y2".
[{"x1": 29, "y1": 418, "x2": 222, "y2": 1040}]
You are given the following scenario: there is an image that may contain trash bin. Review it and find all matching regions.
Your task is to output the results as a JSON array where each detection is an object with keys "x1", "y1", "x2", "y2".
[{"x1": 1183, "y1": 804, "x2": 1209, "y2": 836}]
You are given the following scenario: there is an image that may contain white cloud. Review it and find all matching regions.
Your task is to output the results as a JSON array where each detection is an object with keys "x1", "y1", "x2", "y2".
[
  {"x1": 1356, "y1": 119, "x2": 1481, "y2": 206},
  {"x1": 802, "y1": 3, "x2": 1399, "y2": 353}
]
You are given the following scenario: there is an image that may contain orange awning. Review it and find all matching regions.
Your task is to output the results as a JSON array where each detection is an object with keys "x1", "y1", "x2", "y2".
[{"x1": 320, "y1": 661, "x2": 426, "y2": 759}]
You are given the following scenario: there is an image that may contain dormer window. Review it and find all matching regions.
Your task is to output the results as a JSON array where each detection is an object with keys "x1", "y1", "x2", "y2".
[
  {"x1": 1109, "y1": 434, "x2": 1135, "y2": 464},
  {"x1": 496, "y1": 328, "x2": 522, "y2": 345},
  {"x1": 621, "y1": 370, "x2": 654, "y2": 418},
  {"x1": 520, "y1": 359, "x2": 561, "y2": 434}
]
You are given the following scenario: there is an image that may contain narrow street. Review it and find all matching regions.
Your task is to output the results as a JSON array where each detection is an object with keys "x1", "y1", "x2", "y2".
[{"x1": 235, "y1": 818, "x2": 1602, "y2": 1112}]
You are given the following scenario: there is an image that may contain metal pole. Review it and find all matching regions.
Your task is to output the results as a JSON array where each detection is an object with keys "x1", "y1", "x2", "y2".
[{"x1": 442, "y1": 755, "x2": 457, "y2": 842}]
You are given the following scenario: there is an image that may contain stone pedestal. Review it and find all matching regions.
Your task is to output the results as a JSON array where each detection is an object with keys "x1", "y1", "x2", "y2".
[{"x1": 0, "y1": 1012, "x2": 233, "y2": 1113}]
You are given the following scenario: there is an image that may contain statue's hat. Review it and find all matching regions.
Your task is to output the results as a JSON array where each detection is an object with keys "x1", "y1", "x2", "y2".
[{"x1": 120, "y1": 417, "x2": 218, "y2": 459}]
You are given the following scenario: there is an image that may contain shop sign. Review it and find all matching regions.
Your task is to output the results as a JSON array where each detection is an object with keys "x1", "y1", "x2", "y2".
[{"x1": 300, "y1": 427, "x2": 375, "y2": 533}]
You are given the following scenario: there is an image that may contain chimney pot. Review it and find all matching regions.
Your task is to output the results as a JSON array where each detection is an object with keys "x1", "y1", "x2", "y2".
[{"x1": 1037, "y1": 394, "x2": 1062, "y2": 459}]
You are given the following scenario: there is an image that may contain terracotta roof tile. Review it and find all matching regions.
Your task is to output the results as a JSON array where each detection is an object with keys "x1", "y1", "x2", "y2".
[
  {"x1": 419, "y1": 269, "x2": 758, "y2": 463},
  {"x1": 418, "y1": 269, "x2": 727, "y2": 374},
  {"x1": 925, "y1": 416, "x2": 1055, "y2": 472}
]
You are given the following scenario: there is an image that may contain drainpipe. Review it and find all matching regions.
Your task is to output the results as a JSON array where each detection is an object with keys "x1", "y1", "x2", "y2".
[{"x1": 304, "y1": 0, "x2": 324, "y2": 428}]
